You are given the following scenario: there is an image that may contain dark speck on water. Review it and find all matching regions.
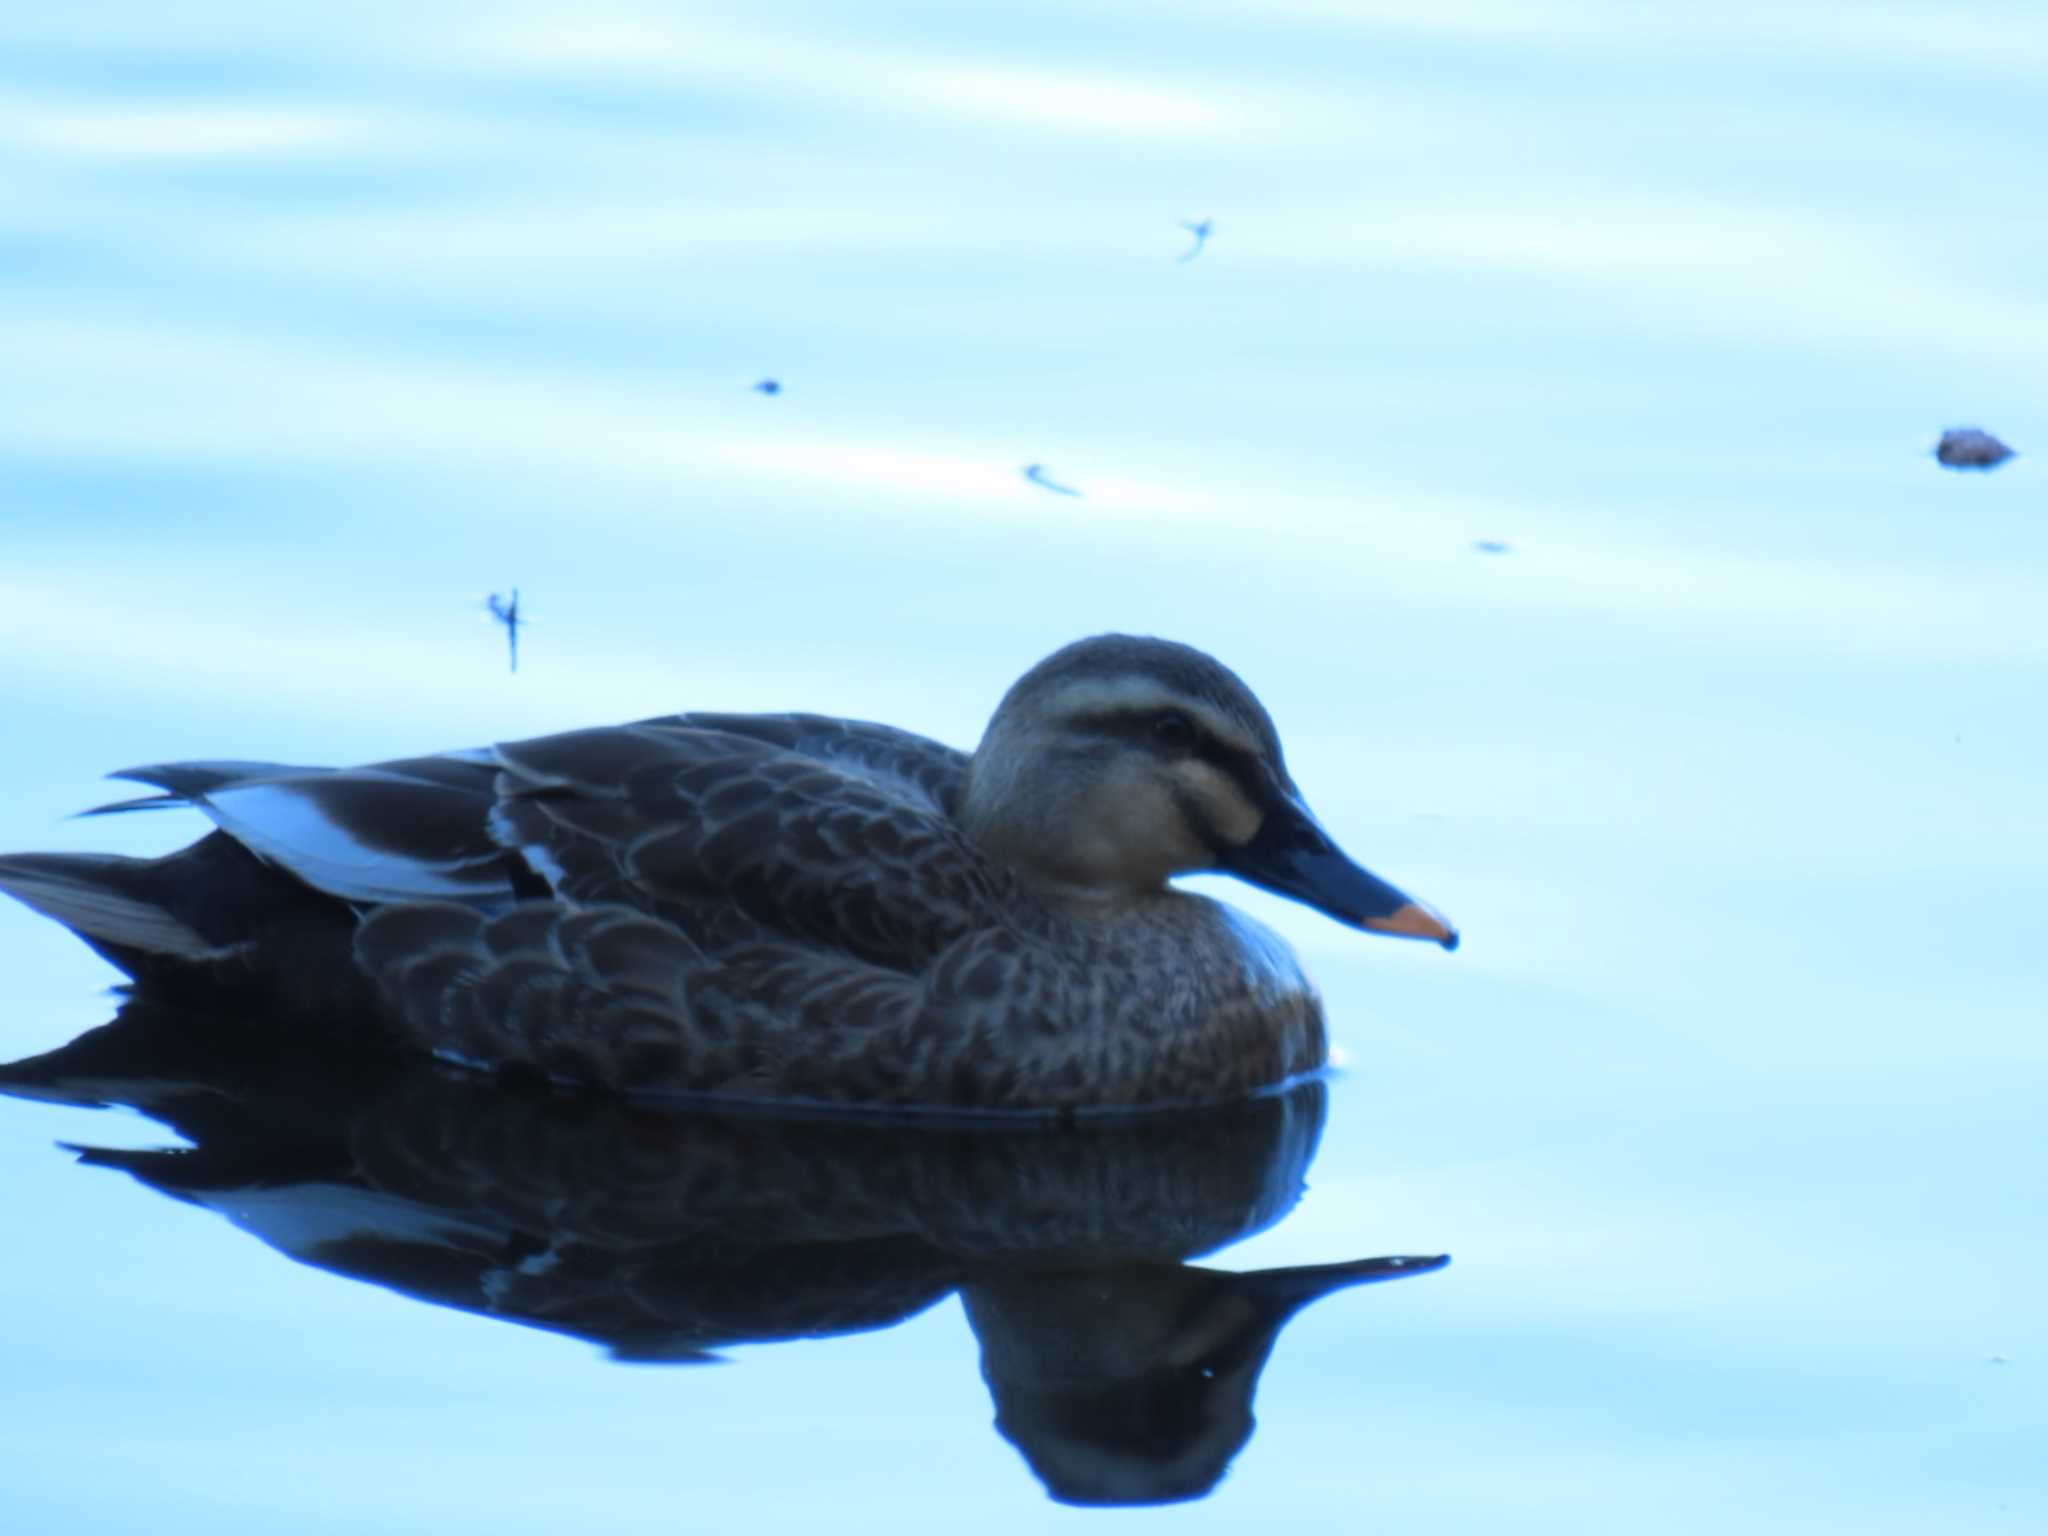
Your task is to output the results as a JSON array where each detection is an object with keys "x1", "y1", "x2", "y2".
[
  {"x1": 753, "y1": 379, "x2": 782, "y2": 395},
  {"x1": 1934, "y1": 426, "x2": 2014, "y2": 469},
  {"x1": 1471, "y1": 539, "x2": 1513, "y2": 555}
]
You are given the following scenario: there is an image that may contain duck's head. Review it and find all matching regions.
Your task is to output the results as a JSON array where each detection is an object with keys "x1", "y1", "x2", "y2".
[{"x1": 960, "y1": 635, "x2": 1457, "y2": 948}]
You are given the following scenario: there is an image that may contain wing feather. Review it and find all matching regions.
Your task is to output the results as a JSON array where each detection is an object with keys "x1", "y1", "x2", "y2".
[
  {"x1": 92, "y1": 715, "x2": 982, "y2": 951},
  {"x1": 491, "y1": 718, "x2": 995, "y2": 968},
  {"x1": 201, "y1": 772, "x2": 510, "y2": 903}
]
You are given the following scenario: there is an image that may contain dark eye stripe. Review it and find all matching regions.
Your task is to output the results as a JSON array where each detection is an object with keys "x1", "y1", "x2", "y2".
[
  {"x1": 1074, "y1": 709, "x2": 1272, "y2": 808},
  {"x1": 1070, "y1": 708, "x2": 1154, "y2": 743}
]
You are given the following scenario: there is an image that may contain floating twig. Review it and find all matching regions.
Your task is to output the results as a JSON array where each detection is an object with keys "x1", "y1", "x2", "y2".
[
  {"x1": 485, "y1": 590, "x2": 523, "y2": 674},
  {"x1": 1022, "y1": 464, "x2": 1083, "y2": 497}
]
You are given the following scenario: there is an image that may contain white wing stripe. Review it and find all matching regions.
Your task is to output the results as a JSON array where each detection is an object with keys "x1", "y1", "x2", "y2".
[{"x1": 203, "y1": 782, "x2": 505, "y2": 903}]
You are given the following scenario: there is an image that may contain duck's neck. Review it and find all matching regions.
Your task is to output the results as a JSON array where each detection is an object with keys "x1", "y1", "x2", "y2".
[{"x1": 961, "y1": 758, "x2": 1176, "y2": 905}]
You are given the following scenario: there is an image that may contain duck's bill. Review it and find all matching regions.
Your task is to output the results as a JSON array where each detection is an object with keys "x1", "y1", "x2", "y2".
[{"x1": 1221, "y1": 794, "x2": 1459, "y2": 951}]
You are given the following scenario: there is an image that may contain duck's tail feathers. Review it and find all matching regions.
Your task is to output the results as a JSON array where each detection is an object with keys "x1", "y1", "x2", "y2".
[
  {"x1": 0, "y1": 852, "x2": 228, "y2": 962},
  {"x1": 76, "y1": 760, "x2": 310, "y2": 818},
  {"x1": 76, "y1": 792, "x2": 186, "y2": 817}
]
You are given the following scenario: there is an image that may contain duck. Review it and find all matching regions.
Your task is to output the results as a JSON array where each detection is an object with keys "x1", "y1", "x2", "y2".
[{"x1": 0, "y1": 634, "x2": 1456, "y2": 1112}]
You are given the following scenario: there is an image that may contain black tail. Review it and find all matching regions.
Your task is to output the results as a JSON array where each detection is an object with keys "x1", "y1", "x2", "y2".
[
  {"x1": 0, "y1": 833, "x2": 370, "y2": 1016},
  {"x1": 0, "y1": 851, "x2": 225, "y2": 967}
]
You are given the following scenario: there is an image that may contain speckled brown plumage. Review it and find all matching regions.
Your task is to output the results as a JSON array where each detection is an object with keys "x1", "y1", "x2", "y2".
[
  {"x1": 350, "y1": 708, "x2": 1324, "y2": 1107},
  {"x1": 357, "y1": 890, "x2": 1322, "y2": 1110},
  {"x1": 0, "y1": 636, "x2": 1456, "y2": 1112}
]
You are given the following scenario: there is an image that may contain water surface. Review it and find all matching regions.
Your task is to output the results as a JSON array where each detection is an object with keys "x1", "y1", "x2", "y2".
[{"x1": 2, "y1": 2, "x2": 2044, "y2": 1530}]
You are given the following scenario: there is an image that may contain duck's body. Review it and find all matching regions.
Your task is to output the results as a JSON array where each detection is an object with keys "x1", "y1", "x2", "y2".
[{"x1": 0, "y1": 636, "x2": 1454, "y2": 1112}]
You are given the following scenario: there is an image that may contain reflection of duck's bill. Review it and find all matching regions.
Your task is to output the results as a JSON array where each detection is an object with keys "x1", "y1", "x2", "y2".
[
  {"x1": 1221, "y1": 793, "x2": 1460, "y2": 951},
  {"x1": 1235, "y1": 1252, "x2": 1451, "y2": 1312}
]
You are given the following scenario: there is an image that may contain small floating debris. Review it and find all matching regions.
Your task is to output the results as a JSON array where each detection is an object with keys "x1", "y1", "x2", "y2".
[
  {"x1": 1470, "y1": 539, "x2": 1513, "y2": 555},
  {"x1": 484, "y1": 589, "x2": 523, "y2": 674},
  {"x1": 1179, "y1": 217, "x2": 1213, "y2": 263},
  {"x1": 1934, "y1": 427, "x2": 2015, "y2": 470},
  {"x1": 1022, "y1": 463, "x2": 1083, "y2": 497},
  {"x1": 752, "y1": 378, "x2": 782, "y2": 396}
]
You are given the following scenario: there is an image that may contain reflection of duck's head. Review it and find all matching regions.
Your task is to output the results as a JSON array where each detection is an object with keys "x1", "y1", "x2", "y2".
[
  {"x1": 961, "y1": 636, "x2": 1456, "y2": 945},
  {"x1": 966, "y1": 1254, "x2": 1448, "y2": 1507}
]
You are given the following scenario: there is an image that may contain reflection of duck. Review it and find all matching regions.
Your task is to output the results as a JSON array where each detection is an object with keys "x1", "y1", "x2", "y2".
[
  {"x1": 972, "y1": 1256, "x2": 1439, "y2": 1505},
  {"x1": 0, "y1": 635, "x2": 1454, "y2": 1110},
  {"x1": 0, "y1": 1009, "x2": 1446, "y2": 1506}
]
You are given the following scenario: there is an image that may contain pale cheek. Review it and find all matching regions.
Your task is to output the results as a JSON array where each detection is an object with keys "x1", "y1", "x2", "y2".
[
  {"x1": 1178, "y1": 763, "x2": 1262, "y2": 848},
  {"x1": 1075, "y1": 772, "x2": 1203, "y2": 884}
]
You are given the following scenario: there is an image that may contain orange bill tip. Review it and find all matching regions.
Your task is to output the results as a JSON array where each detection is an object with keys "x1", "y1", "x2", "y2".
[{"x1": 1361, "y1": 901, "x2": 1459, "y2": 950}]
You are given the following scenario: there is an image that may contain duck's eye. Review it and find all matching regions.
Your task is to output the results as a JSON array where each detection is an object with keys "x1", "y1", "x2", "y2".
[{"x1": 1151, "y1": 711, "x2": 1197, "y2": 750}]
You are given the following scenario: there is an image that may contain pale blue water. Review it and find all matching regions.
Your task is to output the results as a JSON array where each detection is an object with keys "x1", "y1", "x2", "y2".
[{"x1": 2, "y1": 2, "x2": 2045, "y2": 1529}]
